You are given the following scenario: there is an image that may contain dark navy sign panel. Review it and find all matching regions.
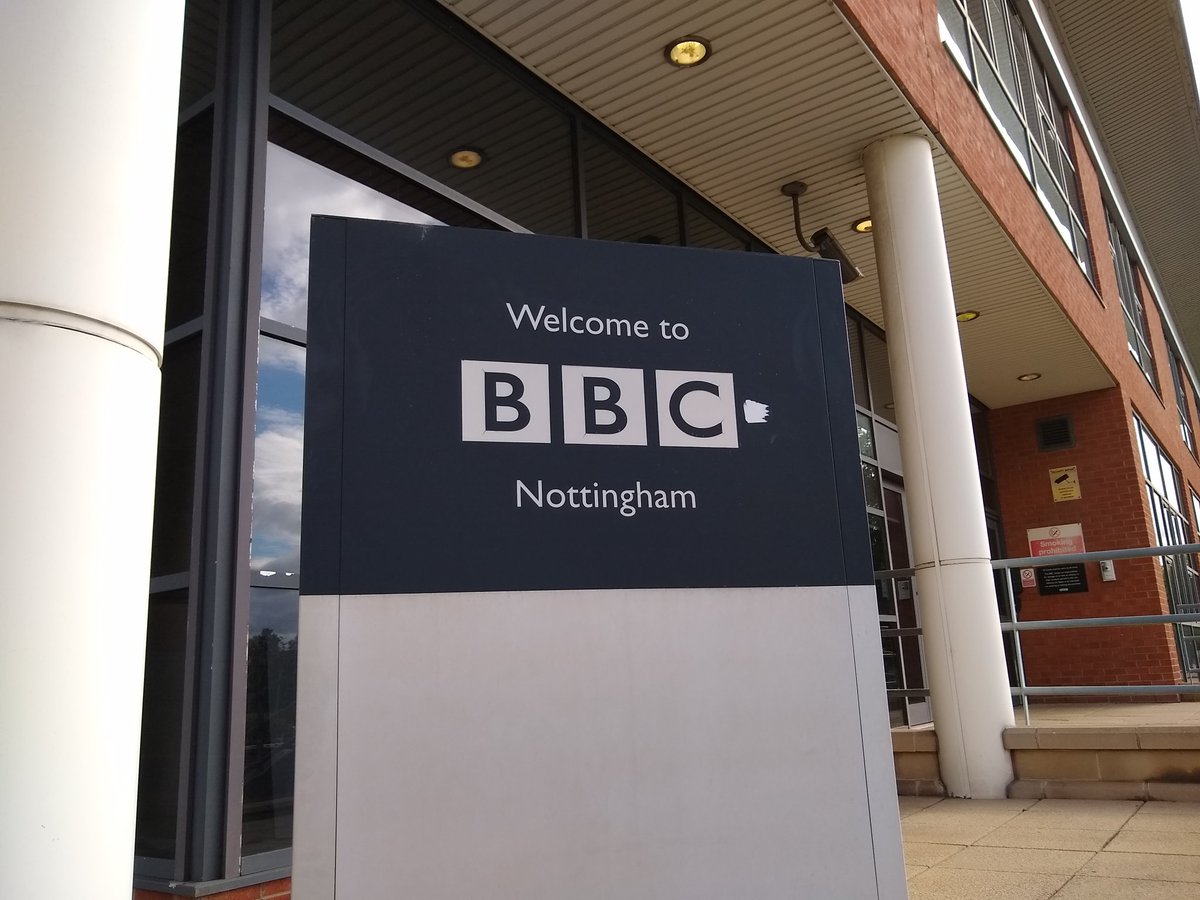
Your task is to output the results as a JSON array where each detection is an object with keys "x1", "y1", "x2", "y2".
[{"x1": 301, "y1": 218, "x2": 871, "y2": 596}]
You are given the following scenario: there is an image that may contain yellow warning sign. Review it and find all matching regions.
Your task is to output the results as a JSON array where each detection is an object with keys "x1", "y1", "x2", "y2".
[{"x1": 1049, "y1": 466, "x2": 1081, "y2": 502}]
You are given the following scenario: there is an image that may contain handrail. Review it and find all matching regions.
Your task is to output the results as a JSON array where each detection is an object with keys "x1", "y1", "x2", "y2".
[
  {"x1": 875, "y1": 542, "x2": 1200, "y2": 726},
  {"x1": 991, "y1": 542, "x2": 1200, "y2": 569}
]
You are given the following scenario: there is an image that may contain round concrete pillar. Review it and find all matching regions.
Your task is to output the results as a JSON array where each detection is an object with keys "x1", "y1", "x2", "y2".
[
  {"x1": 864, "y1": 134, "x2": 1014, "y2": 798},
  {"x1": 0, "y1": 2, "x2": 183, "y2": 895}
]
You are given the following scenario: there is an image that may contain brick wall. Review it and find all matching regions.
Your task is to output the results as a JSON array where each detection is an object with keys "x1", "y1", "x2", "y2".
[
  {"x1": 989, "y1": 389, "x2": 1181, "y2": 686},
  {"x1": 133, "y1": 878, "x2": 289, "y2": 900}
]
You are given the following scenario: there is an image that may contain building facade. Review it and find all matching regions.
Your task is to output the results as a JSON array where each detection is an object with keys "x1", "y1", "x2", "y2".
[{"x1": 4, "y1": 0, "x2": 1200, "y2": 898}]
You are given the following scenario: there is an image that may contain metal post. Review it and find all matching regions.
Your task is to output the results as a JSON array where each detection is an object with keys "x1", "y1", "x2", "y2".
[{"x1": 1003, "y1": 569, "x2": 1031, "y2": 726}]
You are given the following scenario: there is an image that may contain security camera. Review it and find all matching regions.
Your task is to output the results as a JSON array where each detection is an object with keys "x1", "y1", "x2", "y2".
[{"x1": 811, "y1": 227, "x2": 862, "y2": 285}]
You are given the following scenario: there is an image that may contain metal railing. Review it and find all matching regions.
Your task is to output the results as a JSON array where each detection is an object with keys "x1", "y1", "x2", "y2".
[
  {"x1": 994, "y1": 543, "x2": 1200, "y2": 724},
  {"x1": 876, "y1": 543, "x2": 1200, "y2": 727}
]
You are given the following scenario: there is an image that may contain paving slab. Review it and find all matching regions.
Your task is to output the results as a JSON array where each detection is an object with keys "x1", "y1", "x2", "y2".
[
  {"x1": 974, "y1": 823, "x2": 1115, "y2": 851},
  {"x1": 1123, "y1": 811, "x2": 1200, "y2": 832},
  {"x1": 1050, "y1": 875, "x2": 1200, "y2": 899},
  {"x1": 1082, "y1": 850, "x2": 1200, "y2": 883},
  {"x1": 903, "y1": 842, "x2": 965, "y2": 867},
  {"x1": 898, "y1": 795, "x2": 942, "y2": 818},
  {"x1": 901, "y1": 820, "x2": 1004, "y2": 845},
  {"x1": 1138, "y1": 801, "x2": 1200, "y2": 817},
  {"x1": 1105, "y1": 830, "x2": 1200, "y2": 856},
  {"x1": 936, "y1": 845, "x2": 1093, "y2": 875},
  {"x1": 905, "y1": 867, "x2": 1068, "y2": 899},
  {"x1": 1007, "y1": 799, "x2": 1140, "y2": 831}
]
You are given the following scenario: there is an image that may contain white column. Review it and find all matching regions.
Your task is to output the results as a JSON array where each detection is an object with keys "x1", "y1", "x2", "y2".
[
  {"x1": 0, "y1": 3, "x2": 184, "y2": 897},
  {"x1": 864, "y1": 135, "x2": 1014, "y2": 798}
]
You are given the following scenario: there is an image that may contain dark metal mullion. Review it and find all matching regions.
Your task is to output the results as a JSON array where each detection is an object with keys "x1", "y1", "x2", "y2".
[
  {"x1": 677, "y1": 192, "x2": 688, "y2": 247},
  {"x1": 260, "y1": 316, "x2": 307, "y2": 348},
  {"x1": 181, "y1": 0, "x2": 270, "y2": 883},
  {"x1": 571, "y1": 117, "x2": 587, "y2": 239},
  {"x1": 165, "y1": 316, "x2": 205, "y2": 348}
]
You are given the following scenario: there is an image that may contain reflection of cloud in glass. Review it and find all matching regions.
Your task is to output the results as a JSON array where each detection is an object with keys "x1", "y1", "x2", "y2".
[
  {"x1": 251, "y1": 405, "x2": 303, "y2": 572},
  {"x1": 261, "y1": 143, "x2": 442, "y2": 328}
]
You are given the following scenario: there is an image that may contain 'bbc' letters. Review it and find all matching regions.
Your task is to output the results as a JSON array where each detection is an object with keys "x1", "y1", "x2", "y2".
[{"x1": 462, "y1": 360, "x2": 738, "y2": 448}]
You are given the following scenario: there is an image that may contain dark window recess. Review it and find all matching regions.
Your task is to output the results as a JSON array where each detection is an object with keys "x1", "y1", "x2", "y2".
[
  {"x1": 1036, "y1": 415, "x2": 1075, "y2": 451},
  {"x1": 150, "y1": 334, "x2": 202, "y2": 575},
  {"x1": 164, "y1": 111, "x2": 214, "y2": 330},
  {"x1": 134, "y1": 588, "x2": 189, "y2": 859}
]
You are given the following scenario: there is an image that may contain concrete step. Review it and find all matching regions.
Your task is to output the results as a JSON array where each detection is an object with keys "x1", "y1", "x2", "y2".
[
  {"x1": 1004, "y1": 723, "x2": 1200, "y2": 800},
  {"x1": 892, "y1": 723, "x2": 1200, "y2": 800}
]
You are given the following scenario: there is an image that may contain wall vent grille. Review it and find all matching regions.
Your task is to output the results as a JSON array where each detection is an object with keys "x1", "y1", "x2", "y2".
[{"x1": 1036, "y1": 415, "x2": 1075, "y2": 451}]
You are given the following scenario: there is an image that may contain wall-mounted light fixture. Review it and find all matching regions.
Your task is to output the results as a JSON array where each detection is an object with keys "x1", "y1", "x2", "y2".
[
  {"x1": 448, "y1": 147, "x2": 485, "y2": 169},
  {"x1": 664, "y1": 36, "x2": 712, "y2": 67},
  {"x1": 780, "y1": 181, "x2": 862, "y2": 284}
]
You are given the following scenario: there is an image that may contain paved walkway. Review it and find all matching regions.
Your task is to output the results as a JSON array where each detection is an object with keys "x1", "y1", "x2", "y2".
[{"x1": 901, "y1": 796, "x2": 1200, "y2": 898}]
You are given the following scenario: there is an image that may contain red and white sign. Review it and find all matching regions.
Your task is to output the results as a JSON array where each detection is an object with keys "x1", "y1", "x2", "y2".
[
  {"x1": 1027, "y1": 523, "x2": 1085, "y2": 558},
  {"x1": 1019, "y1": 567, "x2": 1037, "y2": 589}
]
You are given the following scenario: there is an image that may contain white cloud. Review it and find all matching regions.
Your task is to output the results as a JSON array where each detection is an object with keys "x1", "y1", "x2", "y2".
[
  {"x1": 261, "y1": 144, "x2": 442, "y2": 328},
  {"x1": 258, "y1": 337, "x2": 306, "y2": 376}
]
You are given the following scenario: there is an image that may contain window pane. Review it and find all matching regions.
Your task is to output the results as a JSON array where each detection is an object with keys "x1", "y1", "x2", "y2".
[
  {"x1": 846, "y1": 318, "x2": 870, "y2": 408},
  {"x1": 857, "y1": 411, "x2": 876, "y2": 459},
  {"x1": 251, "y1": 337, "x2": 306, "y2": 577},
  {"x1": 937, "y1": 0, "x2": 970, "y2": 72},
  {"x1": 135, "y1": 589, "x2": 189, "y2": 858},
  {"x1": 582, "y1": 130, "x2": 680, "y2": 244},
  {"x1": 242, "y1": 587, "x2": 299, "y2": 856},
  {"x1": 271, "y1": 0, "x2": 575, "y2": 237},
  {"x1": 685, "y1": 205, "x2": 746, "y2": 251},
  {"x1": 868, "y1": 512, "x2": 889, "y2": 572},
  {"x1": 261, "y1": 143, "x2": 443, "y2": 329},
  {"x1": 862, "y1": 462, "x2": 884, "y2": 510},
  {"x1": 863, "y1": 330, "x2": 896, "y2": 423}
]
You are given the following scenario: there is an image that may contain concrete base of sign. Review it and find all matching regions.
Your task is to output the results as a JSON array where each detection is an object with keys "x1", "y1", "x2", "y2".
[{"x1": 293, "y1": 586, "x2": 906, "y2": 899}]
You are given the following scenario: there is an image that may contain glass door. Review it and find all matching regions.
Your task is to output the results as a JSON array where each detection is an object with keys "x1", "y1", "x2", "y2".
[{"x1": 875, "y1": 482, "x2": 931, "y2": 727}]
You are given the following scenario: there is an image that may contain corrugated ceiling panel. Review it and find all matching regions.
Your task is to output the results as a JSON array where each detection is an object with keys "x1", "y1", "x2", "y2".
[{"x1": 432, "y1": 0, "x2": 1112, "y2": 407}]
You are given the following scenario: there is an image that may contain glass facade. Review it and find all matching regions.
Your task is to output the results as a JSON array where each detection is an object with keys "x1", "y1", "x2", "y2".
[{"x1": 938, "y1": 0, "x2": 1092, "y2": 277}]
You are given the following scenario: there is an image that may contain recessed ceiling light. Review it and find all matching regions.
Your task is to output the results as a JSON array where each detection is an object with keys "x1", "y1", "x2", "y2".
[
  {"x1": 448, "y1": 147, "x2": 484, "y2": 169},
  {"x1": 1017, "y1": 372, "x2": 1042, "y2": 382},
  {"x1": 956, "y1": 310, "x2": 981, "y2": 322},
  {"x1": 884, "y1": 402, "x2": 896, "y2": 410},
  {"x1": 852, "y1": 217, "x2": 873, "y2": 234},
  {"x1": 665, "y1": 36, "x2": 712, "y2": 67}
]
